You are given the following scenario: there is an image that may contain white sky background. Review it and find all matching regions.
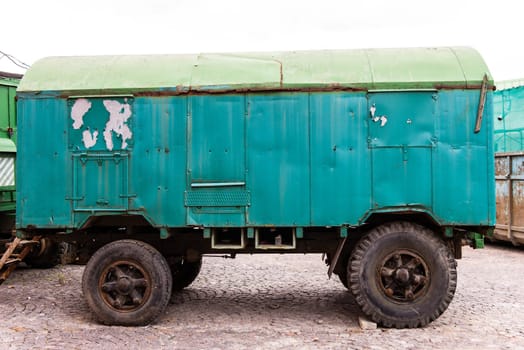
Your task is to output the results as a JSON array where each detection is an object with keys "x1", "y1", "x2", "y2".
[{"x1": 1, "y1": 0, "x2": 523, "y2": 82}]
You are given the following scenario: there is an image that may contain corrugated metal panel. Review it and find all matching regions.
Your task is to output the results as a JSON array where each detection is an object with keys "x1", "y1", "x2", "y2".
[
  {"x1": 0, "y1": 156, "x2": 15, "y2": 186},
  {"x1": 494, "y1": 152, "x2": 524, "y2": 245},
  {"x1": 17, "y1": 47, "x2": 492, "y2": 94}
]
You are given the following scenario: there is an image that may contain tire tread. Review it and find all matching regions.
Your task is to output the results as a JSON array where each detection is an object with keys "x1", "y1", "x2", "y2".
[{"x1": 348, "y1": 221, "x2": 457, "y2": 328}]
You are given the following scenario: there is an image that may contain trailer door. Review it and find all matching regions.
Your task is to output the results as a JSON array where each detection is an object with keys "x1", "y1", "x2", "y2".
[
  {"x1": 367, "y1": 91, "x2": 437, "y2": 208},
  {"x1": 185, "y1": 95, "x2": 248, "y2": 226}
]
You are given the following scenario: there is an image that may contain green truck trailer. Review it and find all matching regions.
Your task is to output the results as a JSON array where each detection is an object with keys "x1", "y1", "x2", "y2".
[
  {"x1": 14, "y1": 47, "x2": 494, "y2": 328},
  {"x1": 0, "y1": 71, "x2": 20, "y2": 238}
]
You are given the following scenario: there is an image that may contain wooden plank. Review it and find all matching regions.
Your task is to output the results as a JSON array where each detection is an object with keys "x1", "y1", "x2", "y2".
[{"x1": 0, "y1": 237, "x2": 20, "y2": 270}]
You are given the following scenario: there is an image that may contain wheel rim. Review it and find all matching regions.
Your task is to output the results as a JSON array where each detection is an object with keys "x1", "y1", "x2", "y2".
[
  {"x1": 98, "y1": 260, "x2": 152, "y2": 312},
  {"x1": 377, "y1": 249, "x2": 430, "y2": 303}
]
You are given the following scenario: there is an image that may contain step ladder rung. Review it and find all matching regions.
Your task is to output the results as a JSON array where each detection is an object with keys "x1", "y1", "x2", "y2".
[
  {"x1": 4, "y1": 258, "x2": 21, "y2": 266},
  {"x1": 0, "y1": 236, "x2": 41, "y2": 284},
  {"x1": 17, "y1": 240, "x2": 40, "y2": 247}
]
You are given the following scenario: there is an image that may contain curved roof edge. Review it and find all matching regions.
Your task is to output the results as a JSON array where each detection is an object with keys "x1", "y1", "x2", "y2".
[
  {"x1": 0, "y1": 138, "x2": 16, "y2": 153},
  {"x1": 18, "y1": 47, "x2": 493, "y2": 94}
]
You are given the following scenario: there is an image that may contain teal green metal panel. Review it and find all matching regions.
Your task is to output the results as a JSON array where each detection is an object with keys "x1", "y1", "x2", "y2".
[
  {"x1": 493, "y1": 83, "x2": 524, "y2": 152},
  {"x1": 189, "y1": 95, "x2": 245, "y2": 182},
  {"x1": 246, "y1": 93, "x2": 310, "y2": 225},
  {"x1": 433, "y1": 91, "x2": 495, "y2": 224},
  {"x1": 368, "y1": 92, "x2": 437, "y2": 147},
  {"x1": 372, "y1": 148, "x2": 432, "y2": 208},
  {"x1": 16, "y1": 89, "x2": 495, "y2": 231},
  {"x1": 72, "y1": 153, "x2": 129, "y2": 211},
  {"x1": 15, "y1": 49, "x2": 495, "y2": 234},
  {"x1": 68, "y1": 97, "x2": 134, "y2": 152},
  {"x1": 186, "y1": 94, "x2": 248, "y2": 226},
  {"x1": 66, "y1": 97, "x2": 133, "y2": 222},
  {"x1": 16, "y1": 98, "x2": 71, "y2": 227},
  {"x1": 309, "y1": 92, "x2": 371, "y2": 225},
  {"x1": 129, "y1": 97, "x2": 187, "y2": 227},
  {"x1": 367, "y1": 92, "x2": 435, "y2": 208}
]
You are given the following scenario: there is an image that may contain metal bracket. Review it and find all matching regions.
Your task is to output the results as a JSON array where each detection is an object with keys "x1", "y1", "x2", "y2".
[
  {"x1": 327, "y1": 236, "x2": 347, "y2": 279},
  {"x1": 474, "y1": 74, "x2": 489, "y2": 133}
]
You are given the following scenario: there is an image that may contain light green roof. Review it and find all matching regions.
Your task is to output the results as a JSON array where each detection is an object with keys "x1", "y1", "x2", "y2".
[
  {"x1": 18, "y1": 47, "x2": 492, "y2": 94},
  {"x1": 0, "y1": 138, "x2": 16, "y2": 153}
]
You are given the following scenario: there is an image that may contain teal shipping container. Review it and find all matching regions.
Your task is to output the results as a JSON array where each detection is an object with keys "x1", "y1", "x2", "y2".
[
  {"x1": 493, "y1": 79, "x2": 524, "y2": 152},
  {"x1": 15, "y1": 47, "x2": 494, "y2": 328},
  {"x1": 492, "y1": 80, "x2": 524, "y2": 245}
]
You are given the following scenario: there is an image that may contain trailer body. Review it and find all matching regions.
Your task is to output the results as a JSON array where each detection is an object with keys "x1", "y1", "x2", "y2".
[{"x1": 15, "y1": 47, "x2": 494, "y2": 328}]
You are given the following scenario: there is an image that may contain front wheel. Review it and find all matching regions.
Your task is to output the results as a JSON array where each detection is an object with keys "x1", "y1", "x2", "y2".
[
  {"x1": 82, "y1": 240, "x2": 172, "y2": 326},
  {"x1": 348, "y1": 222, "x2": 457, "y2": 328}
]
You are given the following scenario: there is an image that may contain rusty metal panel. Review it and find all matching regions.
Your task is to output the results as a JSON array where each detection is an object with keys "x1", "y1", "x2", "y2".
[{"x1": 494, "y1": 152, "x2": 524, "y2": 245}]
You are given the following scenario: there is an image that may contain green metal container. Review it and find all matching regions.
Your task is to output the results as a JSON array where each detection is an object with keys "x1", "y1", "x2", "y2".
[
  {"x1": 0, "y1": 72, "x2": 19, "y2": 235},
  {"x1": 15, "y1": 47, "x2": 495, "y2": 328}
]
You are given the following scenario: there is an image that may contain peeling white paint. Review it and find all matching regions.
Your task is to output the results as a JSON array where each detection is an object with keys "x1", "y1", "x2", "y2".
[
  {"x1": 71, "y1": 99, "x2": 92, "y2": 130},
  {"x1": 103, "y1": 100, "x2": 132, "y2": 151},
  {"x1": 370, "y1": 105, "x2": 376, "y2": 118},
  {"x1": 82, "y1": 129, "x2": 98, "y2": 148},
  {"x1": 372, "y1": 115, "x2": 388, "y2": 127}
]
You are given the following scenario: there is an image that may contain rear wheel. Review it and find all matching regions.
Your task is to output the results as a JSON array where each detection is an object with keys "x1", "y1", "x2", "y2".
[
  {"x1": 82, "y1": 240, "x2": 172, "y2": 326},
  {"x1": 349, "y1": 221, "x2": 457, "y2": 328},
  {"x1": 25, "y1": 238, "x2": 60, "y2": 268}
]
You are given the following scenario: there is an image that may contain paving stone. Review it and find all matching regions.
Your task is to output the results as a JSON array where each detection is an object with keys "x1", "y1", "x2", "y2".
[
  {"x1": 358, "y1": 316, "x2": 377, "y2": 330},
  {"x1": 0, "y1": 244, "x2": 523, "y2": 349}
]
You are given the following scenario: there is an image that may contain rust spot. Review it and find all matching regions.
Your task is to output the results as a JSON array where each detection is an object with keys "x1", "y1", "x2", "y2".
[
  {"x1": 58, "y1": 83, "x2": 488, "y2": 99},
  {"x1": 0, "y1": 71, "x2": 23, "y2": 79}
]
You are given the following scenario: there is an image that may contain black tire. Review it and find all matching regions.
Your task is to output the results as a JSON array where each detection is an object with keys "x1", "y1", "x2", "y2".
[
  {"x1": 25, "y1": 238, "x2": 60, "y2": 268},
  {"x1": 168, "y1": 257, "x2": 202, "y2": 292},
  {"x1": 82, "y1": 240, "x2": 172, "y2": 326},
  {"x1": 349, "y1": 221, "x2": 457, "y2": 328}
]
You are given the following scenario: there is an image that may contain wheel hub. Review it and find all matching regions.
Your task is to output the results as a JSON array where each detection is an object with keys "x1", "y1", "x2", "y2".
[
  {"x1": 98, "y1": 261, "x2": 152, "y2": 311},
  {"x1": 116, "y1": 277, "x2": 133, "y2": 294},
  {"x1": 395, "y1": 268, "x2": 410, "y2": 284},
  {"x1": 378, "y1": 250, "x2": 429, "y2": 302}
]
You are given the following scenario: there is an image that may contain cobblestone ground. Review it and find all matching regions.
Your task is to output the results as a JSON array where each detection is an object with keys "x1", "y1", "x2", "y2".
[{"x1": 1, "y1": 243, "x2": 523, "y2": 350}]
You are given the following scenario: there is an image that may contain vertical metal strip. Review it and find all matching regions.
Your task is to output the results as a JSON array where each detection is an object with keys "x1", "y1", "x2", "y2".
[{"x1": 474, "y1": 74, "x2": 489, "y2": 133}]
